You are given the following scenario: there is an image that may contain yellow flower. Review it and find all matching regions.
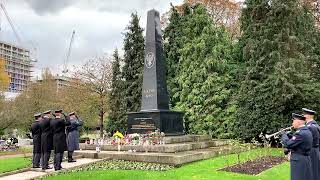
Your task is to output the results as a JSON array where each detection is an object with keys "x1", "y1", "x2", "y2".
[{"x1": 113, "y1": 131, "x2": 124, "y2": 139}]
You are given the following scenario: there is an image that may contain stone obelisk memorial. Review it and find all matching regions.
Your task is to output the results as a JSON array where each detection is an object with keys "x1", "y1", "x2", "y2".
[{"x1": 127, "y1": 9, "x2": 184, "y2": 135}]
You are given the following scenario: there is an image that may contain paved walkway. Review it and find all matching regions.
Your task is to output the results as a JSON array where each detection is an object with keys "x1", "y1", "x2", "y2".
[{"x1": 0, "y1": 158, "x2": 102, "y2": 180}]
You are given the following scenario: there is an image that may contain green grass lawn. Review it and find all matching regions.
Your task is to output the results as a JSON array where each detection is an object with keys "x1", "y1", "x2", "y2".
[
  {"x1": 0, "y1": 157, "x2": 31, "y2": 173},
  {"x1": 44, "y1": 148, "x2": 290, "y2": 180}
]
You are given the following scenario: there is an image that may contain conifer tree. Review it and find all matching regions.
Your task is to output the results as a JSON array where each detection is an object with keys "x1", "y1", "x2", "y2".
[
  {"x1": 107, "y1": 49, "x2": 126, "y2": 132},
  {"x1": 235, "y1": 0, "x2": 320, "y2": 140},
  {"x1": 122, "y1": 12, "x2": 145, "y2": 113},
  {"x1": 164, "y1": 4, "x2": 191, "y2": 108},
  {"x1": 166, "y1": 4, "x2": 236, "y2": 137}
]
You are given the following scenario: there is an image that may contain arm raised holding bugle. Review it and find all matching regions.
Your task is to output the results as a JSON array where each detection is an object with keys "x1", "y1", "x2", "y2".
[{"x1": 265, "y1": 126, "x2": 293, "y2": 139}]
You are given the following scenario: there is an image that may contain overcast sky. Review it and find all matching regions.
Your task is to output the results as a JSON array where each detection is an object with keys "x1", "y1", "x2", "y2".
[{"x1": 1, "y1": 0, "x2": 182, "y2": 77}]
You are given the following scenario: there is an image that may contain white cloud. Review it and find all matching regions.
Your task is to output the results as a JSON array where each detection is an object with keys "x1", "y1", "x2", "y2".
[
  {"x1": 0, "y1": 0, "x2": 182, "y2": 74},
  {"x1": 1, "y1": 0, "x2": 182, "y2": 76}
]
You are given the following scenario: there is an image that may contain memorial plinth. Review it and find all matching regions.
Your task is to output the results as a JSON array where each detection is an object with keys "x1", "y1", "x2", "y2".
[{"x1": 127, "y1": 9, "x2": 184, "y2": 135}]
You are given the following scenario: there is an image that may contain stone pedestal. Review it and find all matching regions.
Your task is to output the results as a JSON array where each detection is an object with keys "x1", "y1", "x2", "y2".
[{"x1": 127, "y1": 110, "x2": 184, "y2": 135}]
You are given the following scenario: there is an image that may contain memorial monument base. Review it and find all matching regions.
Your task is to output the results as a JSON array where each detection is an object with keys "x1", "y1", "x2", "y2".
[
  {"x1": 127, "y1": 110, "x2": 184, "y2": 135},
  {"x1": 76, "y1": 135, "x2": 234, "y2": 165}
]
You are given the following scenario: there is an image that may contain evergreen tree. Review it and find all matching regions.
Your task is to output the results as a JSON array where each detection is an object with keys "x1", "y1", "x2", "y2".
[
  {"x1": 164, "y1": 4, "x2": 191, "y2": 108},
  {"x1": 122, "y1": 12, "x2": 145, "y2": 113},
  {"x1": 107, "y1": 49, "x2": 126, "y2": 132},
  {"x1": 235, "y1": 0, "x2": 320, "y2": 140},
  {"x1": 167, "y1": 4, "x2": 236, "y2": 137}
]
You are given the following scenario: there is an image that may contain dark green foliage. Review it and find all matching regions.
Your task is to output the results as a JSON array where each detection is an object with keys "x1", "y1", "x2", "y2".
[
  {"x1": 122, "y1": 12, "x2": 145, "y2": 113},
  {"x1": 165, "y1": 4, "x2": 237, "y2": 138},
  {"x1": 235, "y1": 0, "x2": 320, "y2": 141},
  {"x1": 164, "y1": 4, "x2": 191, "y2": 108},
  {"x1": 107, "y1": 49, "x2": 126, "y2": 132},
  {"x1": 164, "y1": 5, "x2": 182, "y2": 108},
  {"x1": 107, "y1": 13, "x2": 144, "y2": 133}
]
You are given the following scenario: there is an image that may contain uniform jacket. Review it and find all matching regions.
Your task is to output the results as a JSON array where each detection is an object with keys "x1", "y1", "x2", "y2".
[
  {"x1": 281, "y1": 125, "x2": 313, "y2": 180},
  {"x1": 307, "y1": 120, "x2": 320, "y2": 180},
  {"x1": 66, "y1": 118, "x2": 83, "y2": 151},
  {"x1": 30, "y1": 120, "x2": 41, "y2": 153},
  {"x1": 50, "y1": 115, "x2": 70, "y2": 153},
  {"x1": 40, "y1": 116, "x2": 53, "y2": 152}
]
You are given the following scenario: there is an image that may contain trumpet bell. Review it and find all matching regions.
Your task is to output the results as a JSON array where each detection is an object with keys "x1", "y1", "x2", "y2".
[{"x1": 265, "y1": 134, "x2": 272, "y2": 139}]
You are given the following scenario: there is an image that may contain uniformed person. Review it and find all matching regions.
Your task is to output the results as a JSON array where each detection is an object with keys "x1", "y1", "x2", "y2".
[
  {"x1": 50, "y1": 109, "x2": 70, "y2": 171},
  {"x1": 66, "y1": 112, "x2": 83, "y2": 163},
  {"x1": 40, "y1": 110, "x2": 53, "y2": 170},
  {"x1": 303, "y1": 108, "x2": 320, "y2": 180},
  {"x1": 30, "y1": 113, "x2": 42, "y2": 168},
  {"x1": 281, "y1": 113, "x2": 313, "y2": 180}
]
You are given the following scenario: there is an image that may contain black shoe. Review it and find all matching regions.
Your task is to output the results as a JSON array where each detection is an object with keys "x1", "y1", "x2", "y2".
[
  {"x1": 54, "y1": 168, "x2": 61, "y2": 171},
  {"x1": 68, "y1": 159, "x2": 76, "y2": 163},
  {"x1": 33, "y1": 166, "x2": 41, "y2": 168}
]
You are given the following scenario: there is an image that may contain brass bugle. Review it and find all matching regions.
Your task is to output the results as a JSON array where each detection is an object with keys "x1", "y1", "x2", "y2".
[{"x1": 265, "y1": 126, "x2": 292, "y2": 139}]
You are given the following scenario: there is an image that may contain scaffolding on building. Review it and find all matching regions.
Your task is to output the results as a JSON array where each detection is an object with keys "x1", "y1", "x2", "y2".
[{"x1": 0, "y1": 41, "x2": 33, "y2": 92}]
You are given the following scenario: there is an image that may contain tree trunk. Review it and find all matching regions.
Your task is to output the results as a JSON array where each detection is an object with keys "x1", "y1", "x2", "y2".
[
  {"x1": 100, "y1": 110, "x2": 104, "y2": 138},
  {"x1": 99, "y1": 93, "x2": 105, "y2": 138}
]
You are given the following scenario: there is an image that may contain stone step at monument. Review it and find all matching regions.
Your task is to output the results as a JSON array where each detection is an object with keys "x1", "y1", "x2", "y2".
[
  {"x1": 75, "y1": 145, "x2": 234, "y2": 166},
  {"x1": 80, "y1": 139, "x2": 228, "y2": 153},
  {"x1": 162, "y1": 135, "x2": 212, "y2": 144}
]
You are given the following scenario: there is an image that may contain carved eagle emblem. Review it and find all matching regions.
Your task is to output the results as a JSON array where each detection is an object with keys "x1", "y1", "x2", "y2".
[{"x1": 145, "y1": 52, "x2": 155, "y2": 68}]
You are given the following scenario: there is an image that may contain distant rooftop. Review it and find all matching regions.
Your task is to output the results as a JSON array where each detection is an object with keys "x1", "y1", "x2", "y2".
[{"x1": 0, "y1": 40, "x2": 30, "y2": 53}]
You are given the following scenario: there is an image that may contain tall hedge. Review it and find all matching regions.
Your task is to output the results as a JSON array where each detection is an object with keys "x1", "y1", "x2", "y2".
[
  {"x1": 235, "y1": 0, "x2": 320, "y2": 141},
  {"x1": 165, "y1": 4, "x2": 237, "y2": 138}
]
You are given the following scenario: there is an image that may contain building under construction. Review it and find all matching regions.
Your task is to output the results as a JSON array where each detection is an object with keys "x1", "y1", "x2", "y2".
[{"x1": 0, "y1": 41, "x2": 33, "y2": 92}]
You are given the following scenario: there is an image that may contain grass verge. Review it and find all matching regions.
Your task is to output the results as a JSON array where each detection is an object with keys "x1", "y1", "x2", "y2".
[
  {"x1": 0, "y1": 157, "x2": 31, "y2": 173},
  {"x1": 44, "y1": 148, "x2": 289, "y2": 180}
]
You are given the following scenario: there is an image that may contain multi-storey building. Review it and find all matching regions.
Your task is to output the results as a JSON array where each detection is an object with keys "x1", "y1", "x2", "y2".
[
  {"x1": 0, "y1": 41, "x2": 33, "y2": 92},
  {"x1": 35, "y1": 74, "x2": 70, "y2": 91}
]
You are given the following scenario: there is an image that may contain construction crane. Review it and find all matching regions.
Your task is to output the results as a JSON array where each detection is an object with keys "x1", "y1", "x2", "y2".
[
  {"x1": 0, "y1": 3, "x2": 22, "y2": 44},
  {"x1": 0, "y1": 2, "x2": 37, "y2": 62},
  {"x1": 62, "y1": 30, "x2": 75, "y2": 74}
]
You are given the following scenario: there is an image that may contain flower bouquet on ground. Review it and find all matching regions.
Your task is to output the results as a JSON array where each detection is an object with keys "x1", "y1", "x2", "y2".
[
  {"x1": 129, "y1": 133, "x2": 140, "y2": 145},
  {"x1": 148, "y1": 129, "x2": 161, "y2": 145},
  {"x1": 160, "y1": 132, "x2": 165, "y2": 144},
  {"x1": 113, "y1": 131, "x2": 124, "y2": 152},
  {"x1": 142, "y1": 135, "x2": 151, "y2": 153}
]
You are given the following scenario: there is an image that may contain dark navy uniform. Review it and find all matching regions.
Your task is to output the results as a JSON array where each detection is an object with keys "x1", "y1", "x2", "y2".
[
  {"x1": 282, "y1": 125, "x2": 313, "y2": 180},
  {"x1": 66, "y1": 112, "x2": 83, "y2": 162},
  {"x1": 50, "y1": 110, "x2": 70, "y2": 171},
  {"x1": 306, "y1": 120, "x2": 320, "y2": 180},
  {"x1": 39, "y1": 111, "x2": 54, "y2": 170},
  {"x1": 303, "y1": 108, "x2": 320, "y2": 180},
  {"x1": 30, "y1": 113, "x2": 42, "y2": 168}
]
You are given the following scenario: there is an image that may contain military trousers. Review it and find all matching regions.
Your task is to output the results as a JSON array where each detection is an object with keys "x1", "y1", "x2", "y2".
[
  {"x1": 68, "y1": 151, "x2": 74, "y2": 161},
  {"x1": 54, "y1": 152, "x2": 64, "y2": 170},
  {"x1": 32, "y1": 153, "x2": 41, "y2": 167},
  {"x1": 41, "y1": 151, "x2": 51, "y2": 170}
]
